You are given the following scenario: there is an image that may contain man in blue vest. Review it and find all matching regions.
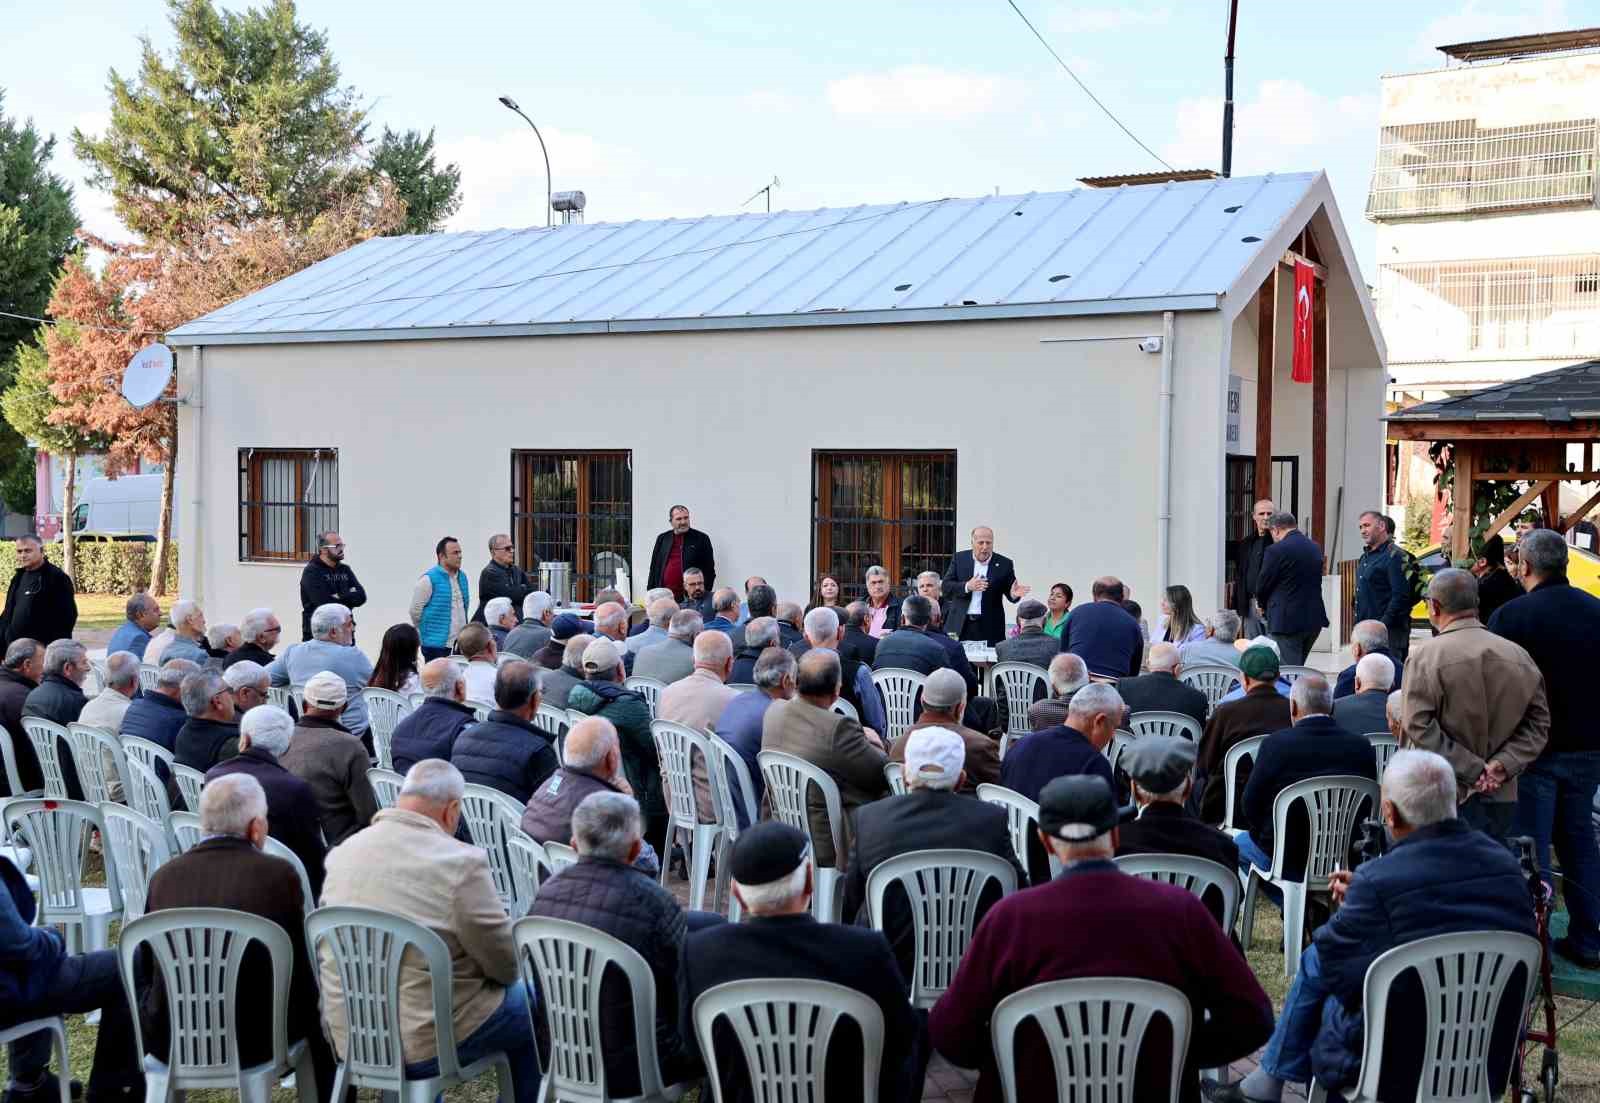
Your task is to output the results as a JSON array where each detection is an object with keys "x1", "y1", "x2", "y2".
[{"x1": 410, "y1": 536, "x2": 470, "y2": 661}]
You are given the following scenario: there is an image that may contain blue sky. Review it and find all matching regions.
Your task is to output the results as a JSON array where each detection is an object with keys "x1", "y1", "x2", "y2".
[{"x1": 6, "y1": 0, "x2": 1596, "y2": 279}]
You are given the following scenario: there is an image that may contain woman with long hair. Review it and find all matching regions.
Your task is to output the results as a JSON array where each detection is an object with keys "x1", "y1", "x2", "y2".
[
  {"x1": 369, "y1": 623, "x2": 422, "y2": 695},
  {"x1": 1159, "y1": 584, "x2": 1204, "y2": 645},
  {"x1": 813, "y1": 574, "x2": 845, "y2": 609},
  {"x1": 1042, "y1": 582, "x2": 1072, "y2": 640}
]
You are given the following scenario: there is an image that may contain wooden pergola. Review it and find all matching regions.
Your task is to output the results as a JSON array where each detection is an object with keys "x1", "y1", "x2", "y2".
[{"x1": 1385, "y1": 360, "x2": 1600, "y2": 560}]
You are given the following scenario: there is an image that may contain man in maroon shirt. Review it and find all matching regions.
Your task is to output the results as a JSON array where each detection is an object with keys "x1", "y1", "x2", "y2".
[
  {"x1": 646, "y1": 505, "x2": 717, "y2": 600},
  {"x1": 929, "y1": 775, "x2": 1273, "y2": 1102}
]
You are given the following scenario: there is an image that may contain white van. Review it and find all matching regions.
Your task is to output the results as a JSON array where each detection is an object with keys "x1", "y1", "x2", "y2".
[{"x1": 62, "y1": 474, "x2": 176, "y2": 540}]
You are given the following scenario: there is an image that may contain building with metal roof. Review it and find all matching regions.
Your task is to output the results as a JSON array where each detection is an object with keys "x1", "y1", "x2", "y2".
[{"x1": 169, "y1": 171, "x2": 1386, "y2": 658}]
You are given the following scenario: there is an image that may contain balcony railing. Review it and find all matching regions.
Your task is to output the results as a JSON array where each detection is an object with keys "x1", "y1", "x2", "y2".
[{"x1": 1368, "y1": 117, "x2": 1598, "y2": 219}]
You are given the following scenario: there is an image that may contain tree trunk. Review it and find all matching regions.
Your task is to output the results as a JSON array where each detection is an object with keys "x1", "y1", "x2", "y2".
[
  {"x1": 61, "y1": 450, "x2": 77, "y2": 584},
  {"x1": 151, "y1": 415, "x2": 176, "y2": 597}
]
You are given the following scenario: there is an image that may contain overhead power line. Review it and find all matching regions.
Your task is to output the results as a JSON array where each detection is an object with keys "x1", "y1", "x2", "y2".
[
  {"x1": 0, "y1": 308, "x2": 157, "y2": 336},
  {"x1": 1002, "y1": 0, "x2": 1176, "y2": 172}
]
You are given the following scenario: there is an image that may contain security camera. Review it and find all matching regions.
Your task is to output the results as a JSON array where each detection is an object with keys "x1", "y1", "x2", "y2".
[{"x1": 1138, "y1": 336, "x2": 1163, "y2": 354}]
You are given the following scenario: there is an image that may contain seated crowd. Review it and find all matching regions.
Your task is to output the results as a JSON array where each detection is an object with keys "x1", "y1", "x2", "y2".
[{"x1": 1, "y1": 531, "x2": 1588, "y2": 1103}]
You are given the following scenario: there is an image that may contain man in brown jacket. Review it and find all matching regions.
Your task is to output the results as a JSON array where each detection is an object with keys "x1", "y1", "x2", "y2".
[
  {"x1": 892, "y1": 667, "x2": 1000, "y2": 791},
  {"x1": 318, "y1": 759, "x2": 542, "y2": 1102},
  {"x1": 760, "y1": 649, "x2": 889, "y2": 870},
  {"x1": 1404, "y1": 568, "x2": 1549, "y2": 842},
  {"x1": 1194, "y1": 645, "x2": 1293, "y2": 824},
  {"x1": 279, "y1": 670, "x2": 379, "y2": 844}
]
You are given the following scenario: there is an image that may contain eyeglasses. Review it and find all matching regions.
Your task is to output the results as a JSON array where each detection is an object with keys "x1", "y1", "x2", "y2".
[
  {"x1": 322, "y1": 543, "x2": 345, "y2": 550},
  {"x1": 495, "y1": 544, "x2": 514, "y2": 552}
]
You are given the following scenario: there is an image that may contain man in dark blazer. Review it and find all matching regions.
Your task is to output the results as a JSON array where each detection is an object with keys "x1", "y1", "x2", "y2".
[
  {"x1": 1254, "y1": 512, "x2": 1329, "y2": 665},
  {"x1": 940, "y1": 526, "x2": 1029, "y2": 645},
  {"x1": 1113, "y1": 643, "x2": 1209, "y2": 732},
  {"x1": 680, "y1": 823, "x2": 923, "y2": 1103},
  {"x1": 138, "y1": 772, "x2": 335, "y2": 1098},
  {"x1": 838, "y1": 602, "x2": 879, "y2": 665},
  {"x1": 1232, "y1": 498, "x2": 1275, "y2": 634},
  {"x1": 471, "y1": 533, "x2": 534, "y2": 624},
  {"x1": 1115, "y1": 736, "x2": 1240, "y2": 888},
  {"x1": 872, "y1": 595, "x2": 954, "y2": 676},
  {"x1": 646, "y1": 505, "x2": 715, "y2": 600}
]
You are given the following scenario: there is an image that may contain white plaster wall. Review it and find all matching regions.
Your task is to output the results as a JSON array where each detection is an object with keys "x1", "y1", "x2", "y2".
[{"x1": 1379, "y1": 53, "x2": 1600, "y2": 128}]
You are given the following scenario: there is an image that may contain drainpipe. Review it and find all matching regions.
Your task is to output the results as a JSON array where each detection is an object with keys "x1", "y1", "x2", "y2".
[{"x1": 1156, "y1": 311, "x2": 1176, "y2": 600}]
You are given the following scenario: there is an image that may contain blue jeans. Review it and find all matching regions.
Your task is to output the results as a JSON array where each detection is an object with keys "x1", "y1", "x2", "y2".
[
  {"x1": 404, "y1": 982, "x2": 541, "y2": 1103},
  {"x1": 1260, "y1": 944, "x2": 1339, "y2": 1083},
  {"x1": 1237, "y1": 831, "x2": 1283, "y2": 907},
  {"x1": 1514, "y1": 751, "x2": 1600, "y2": 954}
]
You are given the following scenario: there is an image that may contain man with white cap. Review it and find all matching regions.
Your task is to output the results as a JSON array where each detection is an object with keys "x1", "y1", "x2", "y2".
[
  {"x1": 280, "y1": 670, "x2": 380, "y2": 844},
  {"x1": 567, "y1": 636, "x2": 665, "y2": 854},
  {"x1": 842, "y1": 726, "x2": 1023, "y2": 974},
  {"x1": 930, "y1": 774, "x2": 1273, "y2": 1102},
  {"x1": 891, "y1": 667, "x2": 1000, "y2": 791},
  {"x1": 205, "y1": 704, "x2": 327, "y2": 897}
]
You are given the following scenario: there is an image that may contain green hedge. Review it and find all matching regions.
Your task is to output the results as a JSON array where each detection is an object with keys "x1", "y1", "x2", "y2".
[{"x1": 0, "y1": 540, "x2": 179, "y2": 594}]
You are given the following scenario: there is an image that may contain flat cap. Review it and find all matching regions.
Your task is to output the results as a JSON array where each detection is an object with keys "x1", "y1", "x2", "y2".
[
  {"x1": 1122, "y1": 734, "x2": 1196, "y2": 793},
  {"x1": 729, "y1": 821, "x2": 810, "y2": 885},
  {"x1": 1037, "y1": 774, "x2": 1119, "y2": 842}
]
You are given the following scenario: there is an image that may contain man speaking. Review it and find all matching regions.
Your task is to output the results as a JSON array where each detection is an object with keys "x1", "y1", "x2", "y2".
[
  {"x1": 646, "y1": 504, "x2": 716, "y2": 601},
  {"x1": 941, "y1": 526, "x2": 1029, "y2": 645}
]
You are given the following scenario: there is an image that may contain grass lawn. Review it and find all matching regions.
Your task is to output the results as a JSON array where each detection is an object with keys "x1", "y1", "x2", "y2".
[{"x1": 75, "y1": 593, "x2": 134, "y2": 632}]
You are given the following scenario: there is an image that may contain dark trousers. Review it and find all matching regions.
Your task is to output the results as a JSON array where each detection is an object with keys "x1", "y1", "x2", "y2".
[
  {"x1": 644, "y1": 812, "x2": 670, "y2": 861},
  {"x1": 1515, "y1": 751, "x2": 1600, "y2": 953},
  {"x1": 1269, "y1": 630, "x2": 1321, "y2": 666},
  {"x1": 1459, "y1": 797, "x2": 1514, "y2": 845},
  {"x1": 6, "y1": 950, "x2": 139, "y2": 1097},
  {"x1": 958, "y1": 616, "x2": 999, "y2": 646},
  {"x1": 420, "y1": 645, "x2": 451, "y2": 662}
]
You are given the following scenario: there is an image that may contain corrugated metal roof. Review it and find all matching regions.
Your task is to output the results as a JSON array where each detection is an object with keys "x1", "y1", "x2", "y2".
[{"x1": 169, "y1": 172, "x2": 1323, "y2": 346}]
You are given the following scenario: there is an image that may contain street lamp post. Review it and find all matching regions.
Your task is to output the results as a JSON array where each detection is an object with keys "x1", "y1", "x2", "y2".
[{"x1": 497, "y1": 95, "x2": 551, "y2": 228}]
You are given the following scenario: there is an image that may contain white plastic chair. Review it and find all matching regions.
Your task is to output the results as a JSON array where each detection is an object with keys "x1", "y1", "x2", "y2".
[
  {"x1": 360, "y1": 687, "x2": 412, "y2": 770},
  {"x1": 81, "y1": 662, "x2": 104, "y2": 699},
  {"x1": 124, "y1": 758, "x2": 174, "y2": 830},
  {"x1": 726, "y1": 682, "x2": 757, "y2": 694},
  {"x1": 884, "y1": 760, "x2": 907, "y2": 796},
  {"x1": 1366, "y1": 733, "x2": 1399, "y2": 780},
  {"x1": 990, "y1": 661, "x2": 1049, "y2": 736},
  {"x1": 1280, "y1": 664, "x2": 1320, "y2": 686},
  {"x1": 466, "y1": 700, "x2": 491, "y2": 724},
  {"x1": 168, "y1": 811, "x2": 203, "y2": 853},
  {"x1": 543, "y1": 841, "x2": 578, "y2": 873},
  {"x1": 99, "y1": 802, "x2": 174, "y2": 923},
  {"x1": 706, "y1": 732, "x2": 759, "y2": 920},
  {"x1": 1179, "y1": 664, "x2": 1242, "y2": 709},
  {"x1": 758, "y1": 749, "x2": 848, "y2": 922},
  {"x1": 367, "y1": 767, "x2": 403, "y2": 810},
  {"x1": 288, "y1": 682, "x2": 307, "y2": 711},
  {"x1": 0, "y1": 726, "x2": 40, "y2": 799},
  {"x1": 991, "y1": 977, "x2": 1192, "y2": 1103},
  {"x1": 5, "y1": 798, "x2": 122, "y2": 953},
  {"x1": 865, "y1": 848, "x2": 1019, "y2": 1008},
  {"x1": 171, "y1": 762, "x2": 206, "y2": 812},
  {"x1": 1240, "y1": 774, "x2": 1381, "y2": 978},
  {"x1": 1305, "y1": 930, "x2": 1542, "y2": 1103},
  {"x1": 266, "y1": 684, "x2": 294, "y2": 711},
  {"x1": 652, "y1": 719, "x2": 724, "y2": 911},
  {"x1": 870, "y1": 668, "x2": 926, "y2": 745},
  {"x1": 138, "y1": 663, "x2": 161, "y2": 692},
  {"x1": 1113, "y1": 853, "x2": 1242, "y2": 933},
  {"x1": 66, "y1": 723, "x2": 125, "y2": 804},
  {"x1": 308, "y1": 905, "x2": 515, "y2": 1103},
  {"x1": 1128, "y1": 710, "x2": 1203, "y2": 743},
  {"x1": 458, "y1": 783, "x2": 526, "y2": 913},
  {"x1": 533, "y1": 702, "x2": 571, "y2": 764},
  {"x1": 624, "y1": 674, "x2": 665, "y2": 717},
  {"x1": 505, "y1": 829, "x2": 552, "y2": 916},
  {"x1": 260, "y1": 835, "x2": 317, "y2": 915},
  {"x1": 976, "y1": 782, "x2": 1063, "y2": 880},
  {"x1": 406, "y1": 691, "x2": 426, "y2": 710},
  {"x1": 693, "y1": 978, "x2": 884, "y2": 1103},
  {"x1": 566, "y1": 707, "x2": 588, "y2": 733},
  {"x1": 122, "y1": 734, "x2": 175, "y2": 776},
  {"x1": 1219, "y1": 734, "x2": 1268, "y2": 838},
  {"x1": 0, "y1": 1017, "x2": 70, "y2": 1102},
  {"x1": 514, "y1": 916, "x2": 689, "y2": 1102},
  {"x1": 21, "y1": 717, "x2": 71, "y2": 798},
  {"x1": 830, "y1": 697, "x2": 859, "y2": 722},
  {"x1": 118, "y1": 907, "x2": 316, "y2": 1103}
]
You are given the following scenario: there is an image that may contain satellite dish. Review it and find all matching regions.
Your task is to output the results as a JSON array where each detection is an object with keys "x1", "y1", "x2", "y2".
[{"x1": 121, "y1": 343, "x2": 173, "y2": 410}]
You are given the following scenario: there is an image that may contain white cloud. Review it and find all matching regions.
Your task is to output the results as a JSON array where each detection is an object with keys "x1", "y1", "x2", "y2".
[
  {"x1": 1047, "y1": 5, "x2": 1171, "y2": 34},
  {"x1": 1162, "y1": 79, "x2": 1379, "y2": 171},
  {"x1": 826, "y1": 66, "x2": 1022, "y2": 122},
  {"x1": 1410, "y1": 0, "x2": 1569, "y2": 65}
]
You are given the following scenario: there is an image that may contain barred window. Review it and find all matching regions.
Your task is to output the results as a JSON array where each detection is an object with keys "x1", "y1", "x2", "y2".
[
  {"x1": 813, "y1": 451, "x2": 956, "y2": 602},
  {"x1": 238, "y1": 448, "x2": 338, "y2": 562},
  {"x1": 511, "y1": 451, "x2": 632, "y2": 603}
]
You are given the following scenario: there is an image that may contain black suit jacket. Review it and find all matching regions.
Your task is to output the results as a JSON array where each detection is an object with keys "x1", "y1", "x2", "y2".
[
  {"x1": 1116, "y1": 671, "x2": 1209, "y2": 730},
  {"x1": 1232, "y1": 531, "x2": 1273, "y2": 617},
  {"x1": 839, "y1": 627, "x2": 879, "y2": 666},
  {"x1": 647, "y1": 527, "x2": 716, "y2": 592},
  {"x1": 940, "y1": 551, "x2": 1020, "y2": 645},
  {"x1": 1116, "y1": 802, "x2": 1240, "y2": 872},
  {"x1": 678, "y1": 913, "x2": 921, "y2": 1103},
  {"x1": 1255, "y1": 529, "x2": 1329, "y2": 636},
  {"x1": 204, "y1": 748, "x2": 328, "y2": 898}
]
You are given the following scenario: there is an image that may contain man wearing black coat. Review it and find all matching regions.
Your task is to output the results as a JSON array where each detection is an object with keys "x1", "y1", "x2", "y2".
[
  {"x1": 1116, "y1": 735, "x2": 1240, "y2": 925},
  {"x1": 940, "y1": 526, "x2": 1029, "y2": 645},
  {"x1": 298, "y1": 531, "x2": 366, "y2": 641},
  {"x1": 0, "y1": 639, "x2": 42, "y2": 797},
  {"x1": 838, "y1": 602, "x2": 879, "y2": 665},
  {"x1": 472, "y1": 533, "x2": 535, "y2": 624},
  {"x1": 1254, "y1": 512, "x2": 1329, "y2": 666},
  {"x1": 1472, "y1": 534, "x2": 1523, "y2": 626},
  {"x1": 646, "y1": 505, "x2": 716, "y2": 600},
  {"x1": 391, "y1": 662, "x2": 478, "y2": 774},
  {"x1": 1232, "y1": 498, "x2": 1276, "y2": 635},
  {"x1": 1114, "y1": 643, "x2": 1209, "y2": 732},
  {"x1": 23, "y1": 640, "x2": 90, "y2": 799},
  {"x1": 1354, "y1": 511, "x2": 1413, "y2": 660},
  {"x1": 450, "y1": 660, "x2": 559, "y2": 805},
  {"x1": 993, "y1": 599, "x2": 1058, "y2": 670},
  {"x1": 0, "y1": 537, "x2": 76, "y2": 651}
]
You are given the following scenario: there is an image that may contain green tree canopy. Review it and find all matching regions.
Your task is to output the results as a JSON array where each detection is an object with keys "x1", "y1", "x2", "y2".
[{"x1": 373, "y1": 127, "x2": 461, "y2": 234}]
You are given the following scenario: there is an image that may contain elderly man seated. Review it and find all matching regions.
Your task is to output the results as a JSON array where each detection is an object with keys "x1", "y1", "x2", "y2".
[
  {"x1": 1332, "y1": 653, "x2": 1395, "y2": 737},
  {"x1": 1116, "y1": 735, "x2": 1239, "y2": 926},
  {"x1": 279, "y1": 670, "x2": 380, "y2": 844},
  {"x1": 320, "y1": 760, "x2": 542, "y2": 1102},
  {"x1": 1213, "y1": 750, "x2": 1536, "y2": 1102},
  {"x1": 1001, "y1": 681, "x2": 1120, "y2": 804},
  {"x1": 504, "y1": 591, "x2": 556, "y2": 659},
  {"x1": 450, "y1": 659, "x2": 559, "y2": 804},
  {"x1": 121, "y1": 656, "x2": 198, "y2": 758},
  {"x1": 891, "y1": 667, "x2": 1000, "y2": 791},
  {"x1": 1194, "y1": 644, "x2": 1293, "y2": 825},
  {"x1": 390, "y1": 658, "x2": 476, "y2": 774},
  {"x1": 1115, "y1": 641, "x2": 1209, "y2": 731},
  {"x1": 80, "y1": 650, "x2": 140, "y2": 799},
  {"x1": 1027, "y1": 652, "x2": 1088, "y2": 732},
  {"x1": 797, "y1": 606, "x2": 885, "y2": 734},
  {"x1": 268, "y1": 602, "x2": 375, "y2": 739},
  {"x1": 1179, "y1": 609, "x2": 1244, "y2": 669},
  {"x1": 570, "y1": 638, "x2": 664, "y2": 852},
  {"x1": 1333, "y1": 618, "x2": 1405, "y2": 700},
  {"x1": 729, "y1": 616, "x2": 778, "y2": 685},
  {"x1": 224, "y1": 607, "x2": 281, "y2": 669},
  {"x1": 994, "y1": 597, "x2": 1058, "y2": 669},
  {"x1": 930, "y1": 775, "x2": 1273, "y2": 1102},
  {"x1": 539, "y1": 632, "x2": 593, "y2": 708},
  {"x1": 222, "y1": 659, "x2": 272, "y2": 717},
  {"x1": 714, "y1": 648, "x2": 795, "y2": 827},
  {"x1": 456, "y1": 623, "x2": 499, "y2": 704},
  {"x1": 482, "y1": 596, "x2": 518, "y2": 650},
  {"x1": 632, "y1": 610, "x2": 700, "y2": 685},
  {"x1": 678, "y1": 822, "x2": 923, "y2": 1102},
  {"x1": 155, "y1": 599, "x2": 210, "y2": 667},
  {"x1": 107, "y1": 591, "x2": 161, "y2": 661},
  {"x1": 522, "y1": 716, "x2": 661, "y2": 877},
  {"x1": 173, "y1": 668, "x2": 241, "y2": 771},
  {"x1": 625, "y1": 594, "x2": 677, "y2": 656}
]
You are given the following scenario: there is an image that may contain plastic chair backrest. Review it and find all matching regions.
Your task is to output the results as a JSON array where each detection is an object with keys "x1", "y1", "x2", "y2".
[
  {"x1": 505, "y1": 829, "x2": 552, "y2": 915},
  {"x1": 758, "y1": 749, "x2": 845, "y2": 866},
  {"x1": 884, "y1": 760, "x2": 907, "y2": 795},
  {"x1": 65, "y1": 724, "x2": 124, "y2": 805},
  {"x1": 990, "y1": 662, "x2": 1049, "y2": 735},
  {"x1": 266, "y1": 685, "x2": 294, "y2": 711},
  {"x1": 259, "y1": 835, "x2": 316, "y2": 915},
  {"x1": 138, "y1": 664, "x2": 161, "y2": 692},
  {"x1": 360, "y1": 688, "x2": 411, "y2": 771},
  {"x1": 830, "y1": 696, "x2": 859, "y2": 722},
  {"x1": 866, "y1": 848, "x2": 1019, "y2": 1008},
  {"x1": 171, "y1": 763, "x2": 206, "y2": 812},
  {"x1": 4, "y1": 798, "x2": 120, "y2": 921},
  {"x1": 121, "y1": 735, "x2": 174, "y2": 776},
  {"x1": 81, "y1": 663, "x2": 104, "y2": 698},
  {"x1": 976, "y1": 783, "x2": 1041, "y2": 874},
  {"x1": 1342, "y1": 930, "x2": 1541, "y2": 1103},
  {"x1": 1366, "y1": 733, "x2": 1400, "y2": 779},
  {"x1": 1107, "y1": 729, "x2": 1138, "y2": 777},
  {"x1": 1128, "y1": 710, "x2": 1203, "y2": 743},
  {"x1": 652, "y1": 719, "x2": 716, "y2": 830},
  {"x1": 468, "y1": 700, "x2": 492, "y2": 724},
  {"x1": 693, "y1": 978, "x2": 885, "y2": 1103},
  {"x1": 544, "y1": 841, "x2": 578, "y2": 872},
  {"x1": 1178, "y1": 664, "x2": 1242, "y2": 709},
  {"x1": 169, "y1": 812, "x2": 203, "y2": 852},
  {"x1": 707, "y1": 732, "x2": 758, "y2": 838},
  {"x1": 514, "y1": 916, "x2": 677, "y2": 1100},
  {"x1": 99, "y1": 803, "x2": 173, "y2": 923},
  {"x1": 624, "y1": 675, "x2": 664, "y2": 717},
  {"x1": 992, "y1": 977, "x2": 1191, "y2": 1103},
  {"x1": 1113, "y1": 853, "x2": 1242, "y2": 933},
  {"x1": 0, "y1": 727, "x2": 35, "y2": 798},
  {"x1": 407, "y1": 691, "x2": 426, "y2": 710},
  {"x1": 21, "y1": 717, "x2": 70, "y2": 798},
  {"x1": 1220, "y1": 734, "x2": 1267, "y2": 833},
  {"x1": 289, "y1": 682, "x2": 308, "y2": 708},
  {"x1": 118, "y1": 908, "x2": 294, "y2": 1086},
  {"x1": 1267, "y1": 775, "x2": 1381, "y2": 883},
  {"x1": 307, "y1": 905, "x2": 470, "y2": 1091},
  {"x1": 458, "y1": 783, "x2": 525, "y2": 911},
  {"x1": 367, "y1": 768, "x2": 403, "y2": 810},
  {"x1": 870, "y1": 668, "x2": 926, "y2": 744},
  {"x1": 1280, "y1": 664, "x2": 1320, "y2": 686},
  {"x1": 533, "y1": 702, "x2": 569, "y2": 740},
  {"x1": 124, "y1": 758, "x2": 174, "y2": 827}
]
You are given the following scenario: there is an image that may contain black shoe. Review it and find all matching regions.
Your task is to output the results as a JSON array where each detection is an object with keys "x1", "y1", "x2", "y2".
[
  {"x1": 3, "y1": 1076, "x2": 84, "y2": 1103},
  {"x1": 1553, "y1": 935, "x2": 1600, "y2": 969}
]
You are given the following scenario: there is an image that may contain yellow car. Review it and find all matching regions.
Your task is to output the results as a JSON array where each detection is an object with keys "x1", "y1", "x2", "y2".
[{"x1": 1407, "y1": 541, "x2": 1600, "y2": 622}]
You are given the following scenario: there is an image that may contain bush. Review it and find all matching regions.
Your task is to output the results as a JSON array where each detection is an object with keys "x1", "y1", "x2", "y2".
[{"x1": 0, "y1": 540, "x2": 179, "y2": 594}]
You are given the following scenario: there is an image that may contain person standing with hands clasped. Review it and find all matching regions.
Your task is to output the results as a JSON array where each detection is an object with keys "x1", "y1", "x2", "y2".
[
  {"x1": 299, "y1": 531, "x2": 365, "y2": 642},
  {"x1": 646, "y1": 505, "x2": 716, "y2": 601},
  {"x1": 941, "y1": 526, "x2": 1029, "y2": 646}
]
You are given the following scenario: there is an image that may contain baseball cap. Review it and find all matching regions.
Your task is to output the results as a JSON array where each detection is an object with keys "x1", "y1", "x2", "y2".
[
  {"x1": 551, "y1": 613, "x2": 594, "y2": 641},
  {"x1": 581, "y1": 637, "x2": 621, "y2": 675},
  {"x1": 902, "y1": 726, "x2": 965, "y2": 788},
  {"x1": 302, "y1": 670, "x2": 348, "y2": 709},
  {"x1": 1238, "y1": 645, "x2": 1281, "y2": 680},
  {"x1": 729, "y1": 821, "x2": 810, "y2": 885},
  {"x1": 1037, "y1": 775, "x2": 1119, "y2": 842},
  {"x1": 1121, "y1": 735, "x2": 1196, "y2": 794}
]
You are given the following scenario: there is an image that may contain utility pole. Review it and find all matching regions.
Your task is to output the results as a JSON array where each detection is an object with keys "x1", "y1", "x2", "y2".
[
  {"x1": 1222, "y1": 0, "x2": 1240, "y2": 177},
  {"x1": 741, "y1": 176, "x2": 780, "y2": 213}
]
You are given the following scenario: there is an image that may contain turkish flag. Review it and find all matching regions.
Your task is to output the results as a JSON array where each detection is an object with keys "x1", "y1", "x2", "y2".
[{"x1": 1291, "y1": 260, "x2": 1314, "y2": 384}]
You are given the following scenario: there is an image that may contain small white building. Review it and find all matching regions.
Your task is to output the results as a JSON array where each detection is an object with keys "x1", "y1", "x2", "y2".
[{"x1": 167, "y1": 172, "x2": 1385, "y2": 652}]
